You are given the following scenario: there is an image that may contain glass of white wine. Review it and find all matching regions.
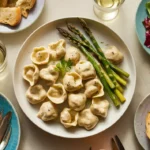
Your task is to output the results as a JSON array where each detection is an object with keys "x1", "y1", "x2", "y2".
[
  {"x1": 0, "y1": 41, "x2": 7, "y2": 75},
  {"x1": 93, "y1": 0, "x2": 125, "y2": 21}
]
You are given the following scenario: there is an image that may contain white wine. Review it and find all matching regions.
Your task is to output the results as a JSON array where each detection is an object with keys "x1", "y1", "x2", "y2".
[
  {"x1": 0, "y1": 41, "x2": 7, "y2": 76},
  {"x1": 0, "y1": 48, "x2": 7, "y2": 79},
  {"x1": 96, "y1": 0, "x2": 121, "y2": 8},
  {"x1": 94, "y1": 0, "x2": 124, "y2": 20},
  {"x1": 0, "y1": 50, "x2": 4, "y2": 65}
]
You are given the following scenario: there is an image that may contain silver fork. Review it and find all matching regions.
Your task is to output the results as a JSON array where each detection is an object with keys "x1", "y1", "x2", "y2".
[{"x1": 0, "y1": 126, "x2": 11, "y2": 150}]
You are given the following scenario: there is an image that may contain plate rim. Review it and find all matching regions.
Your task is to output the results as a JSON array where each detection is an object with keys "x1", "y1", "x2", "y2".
[
  {"x1": 134, "y1": 93, "x2": 150, "y2": 149},
  {"x1": 0, "y1": 92, "x2": 21, "y2": 150},
  {"x1": 13, "y1": 17, "x2": 136, "y2": 138},
  {"x1": 0, "y1": 0, "x2": 45, "y2": 34},
  {"x1": 135, "y1": 0, "x2": 150, "y2": 55}
]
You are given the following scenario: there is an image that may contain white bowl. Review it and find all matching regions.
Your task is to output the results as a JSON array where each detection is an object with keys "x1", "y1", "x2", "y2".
[{"x1": 13, "y1": 17, "x2": 136, "y2": 138}]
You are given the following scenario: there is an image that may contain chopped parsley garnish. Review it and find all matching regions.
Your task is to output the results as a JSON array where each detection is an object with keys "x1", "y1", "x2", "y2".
[{"x1": 55, "y1": 59, "x2": 72, "y2": 76}]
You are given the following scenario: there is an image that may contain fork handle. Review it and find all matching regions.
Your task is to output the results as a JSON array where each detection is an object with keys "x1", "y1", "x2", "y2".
[{"x1": 0, "y1": 112, "x2": 11, "y2": 143}]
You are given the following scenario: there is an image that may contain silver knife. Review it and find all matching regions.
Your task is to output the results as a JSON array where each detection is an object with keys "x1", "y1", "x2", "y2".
[
  {"x1": 0, "y1": 112, "x2": 12, "y2": 143},
  {"x1": 0, "y1": 126, "x2": 11, "y2": 150}
]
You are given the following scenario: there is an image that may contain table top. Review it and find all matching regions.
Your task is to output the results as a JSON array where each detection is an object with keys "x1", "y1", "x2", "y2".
[{"x1": 0, "y1": 0, "x2": 147, "y2": 149}]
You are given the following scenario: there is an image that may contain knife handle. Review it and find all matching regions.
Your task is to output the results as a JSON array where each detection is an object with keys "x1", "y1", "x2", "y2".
[{"x1": 0, "y1": 112, "x2": 12, "y2": 143}]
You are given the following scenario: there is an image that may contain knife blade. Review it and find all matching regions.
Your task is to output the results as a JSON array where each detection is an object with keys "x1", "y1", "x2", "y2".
[
  {"x1": 0, "y1": 126, "x2": 11, "y2": 150},
  {"x1": 111, "y1": 138, "x2": 119, "y2": 150},
  {"x1": 114, "y1": 135, "x2": 125, "y2": 150},
  {"x1": 0, "y1": 112, "x2": 12, "y2": 143}
]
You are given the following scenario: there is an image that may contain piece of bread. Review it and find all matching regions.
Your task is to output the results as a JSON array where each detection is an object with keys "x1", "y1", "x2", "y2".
[
  {"x1": 0, "y1": 7, "x2": 22, "y2": 26},
  {"x1": 7, "y1": 0, "x2": 17, "y2": 7},
  {"x1": 16, "y1": 0, "x2": 36, "y2": 18},
  {"x1": 0, "y1": 0, "x2": 8, "y2": 7},
  {"x1": 146, "y1": 112, "x2": 150, "y2": 139}
]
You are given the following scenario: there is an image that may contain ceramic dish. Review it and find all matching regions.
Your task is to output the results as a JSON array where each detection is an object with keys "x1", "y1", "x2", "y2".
[
  {"x1": 13, "y1": 17, "x2": 136, "y2": 138},
  {"x1": 0, "y1": 0, "x2": 45, "y2": 34},
  {"x1": 136, "y1": 0, "x2": 150, "y2": 54},
  {"x1": 134, "y1": 94, "x2": 150, "y2": 150},
  {"x1": 0, "y1": 93, "x2": 20, "y2": 150}
]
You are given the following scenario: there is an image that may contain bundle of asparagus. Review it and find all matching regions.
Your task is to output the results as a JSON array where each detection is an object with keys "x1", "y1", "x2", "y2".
[{"x1": 57, "y1": 18, "x2": 129, "y2": 107}]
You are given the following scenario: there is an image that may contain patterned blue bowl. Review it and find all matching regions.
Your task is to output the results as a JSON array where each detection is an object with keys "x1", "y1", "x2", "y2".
[
  {"x1": 0, "y1": 93, "x2": 20, "y2": 150},
  {"x1": 136, "y1": 0, "x2": 150, "y2": 54}
]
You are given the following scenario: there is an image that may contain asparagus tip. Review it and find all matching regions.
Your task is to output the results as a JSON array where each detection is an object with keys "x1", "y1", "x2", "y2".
[
  {"x1": 56, "y1": 27, "x2": 70, "y2": 38},
  {"x1": 66, "y1": 22, "x2": 72, "y2": 30}
]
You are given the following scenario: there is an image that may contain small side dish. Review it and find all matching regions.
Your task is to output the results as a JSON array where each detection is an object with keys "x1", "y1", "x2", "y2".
[
  {"x1": 0, "y1": 93, "x2": 20, "y2": 149},
  {"x1": 0, "y1": 0, "x2": 36, "y2": 26},
  {"x1": 134, "y1": 94, "x2": 150, "y2": 150},
  {"x1": 143, "y1": 2, "x2": 150, "y2": 48},
  {"x1": 146, "y1": 112, "x2": 150, "y2": 139},
  {"x1": 22, "y1": 19, "x2": 130, "y2": 131}
]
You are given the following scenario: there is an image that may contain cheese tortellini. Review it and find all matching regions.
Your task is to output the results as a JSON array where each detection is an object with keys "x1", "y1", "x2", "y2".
[
  {"x1": 26, "y1": 84, "x2": 47, "y2": 104},
  {"x1": 23, "y1": 38, "x2": 111, "y2": 131},
  {"x1": 104, "y1": 46, "x2": 124, "y2": 64},
  {"x1": 75, "y1": 60, "x2": 96, "y2": 80},
  {"x1": 47, "y1": 83, "x2": 67, "y2": 104},
  {"x1": 78, "y1": 109, "x2": 99, "y2": 130},
  {"x1": 48, "y1": 39, "x2": 66, "y2": 60},
  {"x1": 37, "y1": 101, "x2": 58, "y2": 121},
  {"x1": 23, "y1": 64, "x2": 39, "y2": 86},
  {"x1": 63, "y1": 72, "x2": 83, "y2": 92},
  {"x1": 60, "y1": 108, "x2": 79, "y2": 128},
  {"x1": 40, "y1": 65, "x2": 59, "y2": 85},
  {"x1": 85, "y1": 79, "x2": 104, "y2": 98},
  {"x1": 31, "y1": 47, "x2": 50, "y2": 65},
  {"x1": 68, "y1": 93, "x2": 86, "y2": 111},
  {"x1": 64, "y1": 46, "x2": 80, "y2": 65},
  {"x1": 90, "y1": 98, "x2": 110, "y2": 118}
]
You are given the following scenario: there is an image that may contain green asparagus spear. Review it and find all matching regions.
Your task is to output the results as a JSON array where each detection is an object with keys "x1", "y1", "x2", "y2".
[
  {"x1": 79, "y1": 46, "x2": 121, "y2": 106},
  {"x1": 78, "y1": 18, "x2": 130, "y2": 78},
  {"x1": 67, "y1": 22, "x2": 127, "y2": 88},
  {"x1": 112, "y1": 70, "x2": 127, "y2": 86},
  {"x1": 57, "y1": 27, "x2": 122, "y2": 106},
  {"x1": 67, "y1": 23, "x2": 92, "y2": 46},
  {"x1": 57, "y1": 27, "x2": 115, "y2": 89},
  {"x1": 116, "y1": 81, "x2": 124, "y2": 93}
]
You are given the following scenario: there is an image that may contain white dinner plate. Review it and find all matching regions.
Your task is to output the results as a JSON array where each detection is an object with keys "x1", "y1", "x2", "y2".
[
  {"x1": 134, "y1": 94, "x2": 150, "y2": 150},
  {"x1": 0, "y1": 0, "x2": 45, "y2": 34},
  {"x1": 13, "y1": 17, "x2": 136, "y2": 138}
]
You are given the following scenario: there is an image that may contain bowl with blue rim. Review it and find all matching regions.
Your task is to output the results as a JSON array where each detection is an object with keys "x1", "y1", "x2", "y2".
[
  {"x1": 136, "y1": 0, "x2": 150, "y2": 54},
  {"x1": 0, "y1": 93, "x2": 21, "y2": 150}
]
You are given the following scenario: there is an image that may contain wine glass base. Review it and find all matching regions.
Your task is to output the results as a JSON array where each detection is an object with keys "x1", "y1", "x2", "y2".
[{"x1": 93, "y1": 6, "x2": 119, "y2": 21}]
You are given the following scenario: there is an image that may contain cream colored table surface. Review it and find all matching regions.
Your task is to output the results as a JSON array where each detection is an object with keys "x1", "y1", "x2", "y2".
[{"x1": 0, "y1": 0, "x2": 148, "y2": 149}]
